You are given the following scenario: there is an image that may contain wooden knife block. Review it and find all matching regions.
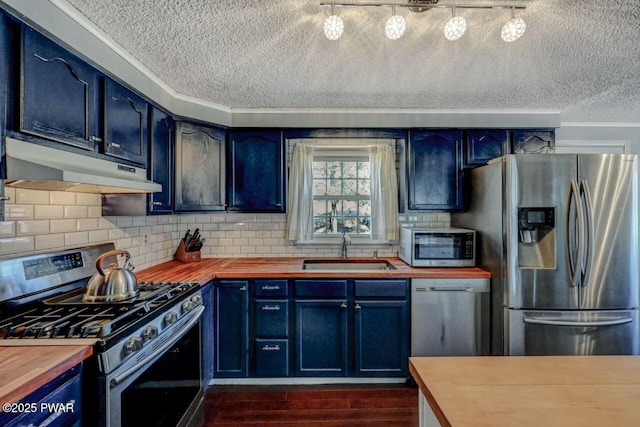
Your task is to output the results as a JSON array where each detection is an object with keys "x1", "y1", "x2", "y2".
[{"x1": 174, "y1": 240, "x2": 201, "y2": 263}]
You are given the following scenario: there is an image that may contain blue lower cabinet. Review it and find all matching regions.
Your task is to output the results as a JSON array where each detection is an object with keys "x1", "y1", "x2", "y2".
[
  {"x1": 214, "y1": 281, "x2": 249, "y2": 377},
  {"x1": 255, "y1": 339, "x2": 289, "y2": 377},
  {"x1": 295, "y1": 300, "x2": 349, "y2": 376},
  {"x1": 201, "y1": 282, "x2": 214, "y2": 383},
  {"x1": 354, "y1": 300, "x2": 409, "y2": 377},
  {"x1": 0, "y1": 364, "x2": 82, "y2": 427},
  {"x1": 254, "y1": 300, "x2": 288, "y2": 337}
]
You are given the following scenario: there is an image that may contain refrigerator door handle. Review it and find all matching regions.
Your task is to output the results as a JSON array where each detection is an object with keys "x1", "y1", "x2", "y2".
[
  {"x1": 523, "y1": 317, "x2": 632, "y2": 327},
  {"x1": 566, "y1": 179, "x2": 584, "y2": 288},
  {"x1": 579, "y1": 180, "x2": 595, "y2": 288}
]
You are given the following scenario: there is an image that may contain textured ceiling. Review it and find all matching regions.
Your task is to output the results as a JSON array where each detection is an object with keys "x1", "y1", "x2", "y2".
[{"x1": 61, "y1": 0, "x2": 640, "y2": 122}]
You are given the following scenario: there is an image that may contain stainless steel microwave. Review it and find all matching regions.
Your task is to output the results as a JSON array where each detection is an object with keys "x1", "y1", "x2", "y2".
[{"x1": 399, "y1": 227, "x2": 476, "y2": 267}]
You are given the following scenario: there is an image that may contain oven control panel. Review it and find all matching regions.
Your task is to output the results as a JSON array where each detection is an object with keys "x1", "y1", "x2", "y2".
[{"x1": 23, "y1": 252, "x2": 84, "y2": 280}]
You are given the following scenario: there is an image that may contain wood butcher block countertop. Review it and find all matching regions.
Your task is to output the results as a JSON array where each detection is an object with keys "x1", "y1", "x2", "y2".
[
  {"x1": 0, "y1": 346, "x2": 93, "y2": 407},
  {"x1": 409, "y1": 356, "x2": 640, "y2": 427},
  {"x1": 136, "y1": 257, "x2": 490, "y2": 284}
]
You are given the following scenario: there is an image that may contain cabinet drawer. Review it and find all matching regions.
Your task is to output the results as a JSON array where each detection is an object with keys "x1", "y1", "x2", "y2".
[
  {"x1": 1, "y1": 365, "x2": 82, "y2": 427},
  {"x1": 294, "y1": 280, "x2": 348, "y2": 298},
  {"x1": 354, "y1": 280, "x2": 408, "y2": 298},
  {"x1": 254, "y1": 280, "x2": 288, "y2": 297},
  {"x1": 255, "y1": 339, "x2": 289, "y2": 377},
  {"x1": 255, "y1": 300, "x2": 288, "y2": 337}
]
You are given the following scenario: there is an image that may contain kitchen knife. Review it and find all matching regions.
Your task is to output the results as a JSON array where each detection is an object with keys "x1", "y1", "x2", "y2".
[{"x1": 183, "y1": 229, "x2": 191, "y2": 244}]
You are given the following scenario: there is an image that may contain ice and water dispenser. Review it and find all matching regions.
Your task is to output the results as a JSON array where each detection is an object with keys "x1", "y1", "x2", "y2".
[{"x1": 517, "y1": 207, "x2": 556, "y2": 269}]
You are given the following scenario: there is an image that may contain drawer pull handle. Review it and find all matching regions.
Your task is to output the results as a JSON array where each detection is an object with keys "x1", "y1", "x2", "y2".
[
  {"x1": 35, "y1": 399, "x2": 76, "y2": 427},
  {"x1": 262, "y1": 344, "x2": 281, "y2": 351},
  {"x1": 261, "y1": 305, "x2": 281, "y2": 311},
  {"x1": 262, "y1": 285, "x2": 281, "y2": 290},
  {"x1": 239, "y1": 286, "x2": 247, "y2": 291}
]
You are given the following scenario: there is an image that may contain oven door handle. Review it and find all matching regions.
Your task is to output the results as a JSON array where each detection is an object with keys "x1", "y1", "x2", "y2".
[{"x1": 110, "y1": 305, "x2": 204, "y2": 387}]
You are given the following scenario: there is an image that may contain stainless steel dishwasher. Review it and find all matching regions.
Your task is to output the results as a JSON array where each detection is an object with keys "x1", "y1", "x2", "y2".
[{"x1": 411, "y1": 278, "x2": 490, "y2": 356}]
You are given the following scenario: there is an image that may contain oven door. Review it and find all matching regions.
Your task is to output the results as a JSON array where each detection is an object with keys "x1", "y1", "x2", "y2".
[{"x1": 102, "y1": 306, "x2": 204, "y2": 427}]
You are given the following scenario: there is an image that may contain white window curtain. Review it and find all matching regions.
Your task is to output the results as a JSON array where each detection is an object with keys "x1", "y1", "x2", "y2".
[
  {"x1": 369, "y1": 145, "x2": 399, "y2": 241},
  {"x1": 286, "y1": 144, "x2": 315, "y2": 241}
]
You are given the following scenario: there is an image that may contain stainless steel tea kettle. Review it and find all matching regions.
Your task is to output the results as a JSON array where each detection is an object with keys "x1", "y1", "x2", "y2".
[{"x1": 83, "y1": 249, "x2": 139, "y2": 303}]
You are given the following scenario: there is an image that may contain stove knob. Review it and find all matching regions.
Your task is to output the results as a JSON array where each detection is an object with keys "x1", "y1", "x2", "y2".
[
  {"x1": 142, "y1": 325, "x2": 158, "y2": 341},
  {"x1": 165, "y1": 311, "x2": 178, "y2": 326},
  {"x1": 124, "y1": 337, "x2": 143, "y2": 355},
  {"x1": 182, "y1": 300, "x2": 194, "y2": 313},
  {"x1": 191, "y1": 294, "x2": 202, "y2": 306}
]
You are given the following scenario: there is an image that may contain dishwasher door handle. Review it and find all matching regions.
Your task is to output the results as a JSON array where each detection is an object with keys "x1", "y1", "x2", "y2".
[{"x1": 415, "y1": 287, "x2": 476, "y2": 292}]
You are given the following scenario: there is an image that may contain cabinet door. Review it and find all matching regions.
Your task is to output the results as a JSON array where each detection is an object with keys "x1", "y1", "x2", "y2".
[
  {"x1": 0, "y1": 13, "x2": 9, "y2": 219},
  {"x1": 407, "y1": 130, "x2": 463, "y2": 210},
  {"x1": 20, "y1": 26, "x2": 100, "y2": 150},
  {"x1": 295, "y1": 300, "x2": 348, "y2": 376},
  {"x1": 512, "y1": 130, "x2": 555, "y2": 154},
  {"x1": 103, "y1": 77, "x2": 148, "y2": 165},
  {"x1": 228, "y1": 130, "x2": 284, "y2": 212},
  {"x1": 464, "y1": 129, "x2": 508, "y2": 167},
  {"x1": 354, "y1": 300, "x2": 408, "y2": 377},
  {"x1": 214, "y1": 281, "x2": 248, "y2": 377},
  {"x1": 148, "y1": 107, "x2": 174, "y2": 214},
  {"x1": 201, "y1": 283, "x2": 214, "y2": 383},
  {"x1": 175, "y1": 121, "x2": 226, "y2": 212}
]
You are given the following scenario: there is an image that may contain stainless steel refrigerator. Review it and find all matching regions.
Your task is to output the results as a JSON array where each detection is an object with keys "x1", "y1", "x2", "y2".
[{"x1": 453, "y1": 154, "x2": 640, "y2": 355}]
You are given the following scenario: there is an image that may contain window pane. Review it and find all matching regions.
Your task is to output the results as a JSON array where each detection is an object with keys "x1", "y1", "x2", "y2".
[
  {"x1": 314, "y1": 216, "x2": 328, "y2": 234},
  {"x1": 344, "y1": 200, "x2": 357, "y2": 216},
  {"x1": 327, "y1": 179, "x2": 342, "y2": 195},
  {"x1": 358, "y1": 162, "x2": 371, "y2": 178},
  {"x1": 343, "y1": 179, "x2": 357, "y2": 195},
  {"x1": 313, "y1": 179, "x2": 326, "y2": 196},
  {"x1": 327, "y1": 161, "x2": 341, "y2": 178},
  {"x1": 359, "y1": 178, "x2": 370, "y2": 195},
  {"x1": 313, "y1": 161, "x2": 326, "y2": 178},
  {"x1": 343, "y1": 162, "x2": 357, "y2": 178},
  {"x1": 358, "y1": 217, "x2": 371, "y2": 234},
  {"x1": 343, "y1": 217, "x2": 357, "y2": 233},
  {"x1": 359, "y1": 200, "x2": 371, "y2": 216}
]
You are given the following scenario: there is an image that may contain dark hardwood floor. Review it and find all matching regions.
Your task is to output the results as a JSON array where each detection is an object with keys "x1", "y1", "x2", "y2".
[{"x1": 205, "y1": 383, "x2": 419, "y2": 426}]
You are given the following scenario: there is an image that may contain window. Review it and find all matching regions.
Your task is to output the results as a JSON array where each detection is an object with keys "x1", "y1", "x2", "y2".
[
  {"x1": 312, "y1": 157, "x2": 371, "y2": 236},
  {"x1": 287, "y1": 142, "x2": 399, "y2": 243}
]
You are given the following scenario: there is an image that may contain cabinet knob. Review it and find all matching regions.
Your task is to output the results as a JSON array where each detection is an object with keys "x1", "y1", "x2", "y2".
[
  {"x1": 355, "y1": 304, "x2": 362, "y2": 310},
  {"x1": 275, "y1": 203, "x2": 282, "y2": 207},
  {"x1": 89, "y1": 135, "x2": 102, "y2": 142},
  {"x1": 108, "y1": 142, "x2": 121, "y2": 148},
  {"x1": 340, "y1": 302, "x2": 347, "y2": 309},
  {"x1": 240, "y1": 286, "x2": 247, "y2": 291}
]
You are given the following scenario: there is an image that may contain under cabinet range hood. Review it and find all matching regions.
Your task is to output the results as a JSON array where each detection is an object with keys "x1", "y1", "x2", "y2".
[{"x1": 4, "y1": 137, "x2": 162, "y2": 193}]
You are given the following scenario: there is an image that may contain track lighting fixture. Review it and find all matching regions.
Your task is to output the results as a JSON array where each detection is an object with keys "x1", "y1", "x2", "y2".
[{"x1": 320, "y1": 1, "x2": 526, "y2": 42}]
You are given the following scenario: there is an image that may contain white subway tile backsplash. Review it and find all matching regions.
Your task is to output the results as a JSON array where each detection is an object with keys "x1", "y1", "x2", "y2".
[
  {"x1": 35, "y1": 205, "x2": 64, "y2": 219},
  {"x1": 64, "y1": 205, "x2": 88, "y2": 219},
  {"x1": 35, "y1": 234, "x2": 65, "y2": 251},
  {"x1": 17, "y1": 220, "x2": 50, "y2": 236},
  {"x1": 0, "y1": 236, "x2": 34, "y2": 255},
  {"x1": 0, "y1": 221, "x2": 16, "y2": 238},
  {"x1": 76, "y1": 193, "x2": 100, "y2": 206},
  {"x1": 3, "y1": 185, "x2": 449, "y2": 268},
  {"x1": 16, "y1": 189, "x2": 49, "y2": 204},
  {"x1": 50, "y1": 219, "x2": 77, "y2": 233},
  {"x1": 6, "y1": 204, "x2": 35, "y2": 220},
  {"x1": 65, "y1": 231, "x2": 89, "y2": 246},
  {"x1": 50, "y1": 191, "x2": 77, "y2": 205}
]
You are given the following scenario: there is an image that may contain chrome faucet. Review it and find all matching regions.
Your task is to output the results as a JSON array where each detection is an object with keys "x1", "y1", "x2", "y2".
[{"x1": 340, "y1": 231, "x2": 352, "y2": 259}]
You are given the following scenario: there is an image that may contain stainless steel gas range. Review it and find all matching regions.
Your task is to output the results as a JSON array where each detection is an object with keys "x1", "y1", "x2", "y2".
[{"x1": 0, "y1": 243, "x2": 205, "y2": 427}]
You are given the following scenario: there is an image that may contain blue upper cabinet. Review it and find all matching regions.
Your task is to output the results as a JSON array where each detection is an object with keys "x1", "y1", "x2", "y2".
[
  {"x1": 407, "y1": 129, "x2": 464, "y2": 211},
  {"x1": 175, "y1": 121, "x2": 226, "y2": 212},
  {"x1": 103, "y1": 77, "x2": 148, "y2": 165},
  {"x1": 512, "y1": 129, "x2": 555, "y2": 154},
  {"x1": 148, "y1": 106, "x2": 174, "y2": 214},
  {"x1": 227, "y1": 130, "x2": 285, "y2": 212},
  {"x1": 20, "y1": 25, "x2": 100, "y2": 151},
  {"x1": 464, "y1": 129, "x2": 509, "y2": 168}
]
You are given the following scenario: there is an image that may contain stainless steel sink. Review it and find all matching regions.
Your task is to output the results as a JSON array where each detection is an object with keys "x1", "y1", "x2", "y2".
[{"x1": 302, "y1": 260, "x2": 396, "y2": 271}]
